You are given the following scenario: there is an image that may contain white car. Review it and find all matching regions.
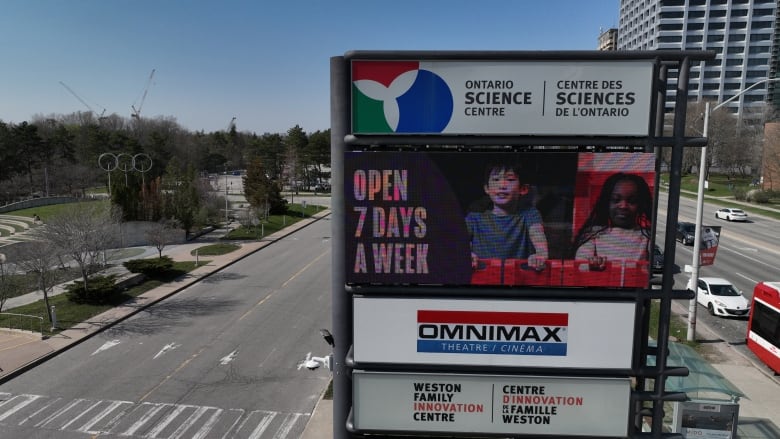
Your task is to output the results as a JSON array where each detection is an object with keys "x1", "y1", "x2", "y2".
[
  {"x1": 688, "y1": 277, "x2": 750, "y2": 317},
  {"x1": 715, "y1": 208, "x2": 748, "y2": 222}
]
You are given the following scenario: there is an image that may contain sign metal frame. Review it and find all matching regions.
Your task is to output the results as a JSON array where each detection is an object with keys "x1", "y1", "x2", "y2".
[{"x1": 331, "y1": 49, "x2": 717, "y2": 439}]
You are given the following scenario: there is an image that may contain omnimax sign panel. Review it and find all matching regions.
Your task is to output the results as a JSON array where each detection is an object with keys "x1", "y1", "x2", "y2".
[
  {"x1": 354, "y1": 297, "x2": 636, "y2": 369},
  {"x1": 351, "y1": 60, "x2": 654, "y2": 136}
]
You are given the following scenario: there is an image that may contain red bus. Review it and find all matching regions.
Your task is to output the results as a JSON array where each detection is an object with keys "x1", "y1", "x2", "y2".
[{"x1": 746, "y1": 281, "x2": 780, "y2": 374}]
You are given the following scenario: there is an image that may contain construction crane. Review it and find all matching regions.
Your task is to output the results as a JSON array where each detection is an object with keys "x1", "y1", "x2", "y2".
[
  {"x1": 59, "y1": 81, "x2": 107, "y2": 119},
  {"x1": 131, "y1": 69, "x2": 155, "y2": 119}
]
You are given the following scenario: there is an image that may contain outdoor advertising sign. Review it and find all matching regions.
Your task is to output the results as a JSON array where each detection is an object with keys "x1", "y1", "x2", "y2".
[
  {"x1": 353, "y1": 371, "x2": 631, "y2": 437},
  {"x1": 700, "y1": 225, "x2": 721, "y2": 267},
  {"x1": 345, "y1": 151, "x2": 655, "y2": 288},
  {"x1": 673, "y1": 401, "x2": 739, "y2": 439},
  {"x1": 351, "y1": 60, "x2": 654, "y2": 136},
  {"x1": 353, "y1": 297, "x2": 636, "y2": 368}
]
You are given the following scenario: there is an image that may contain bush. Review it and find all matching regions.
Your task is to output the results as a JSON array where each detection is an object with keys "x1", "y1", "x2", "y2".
[
  {"x1": 66, "y1": 274, "x2": 121, "y2": 304},
  {"x1": 746, "y1": 189, "x2": 771, "y2": 204},
  {"x1": 123, "y1": 256, "x2": 174, "y2": 277},
  {"x1": 733, "y1": 187, "x2": 747, "y2": 201}
]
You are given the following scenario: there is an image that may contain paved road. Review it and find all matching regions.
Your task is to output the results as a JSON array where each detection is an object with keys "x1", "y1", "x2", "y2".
[
  {"x1": 0, "y1": 218, "x2": 333, "y2": 439},
  {"x1": 657, "y1": 191, "x2": 780, "y2": 381}
]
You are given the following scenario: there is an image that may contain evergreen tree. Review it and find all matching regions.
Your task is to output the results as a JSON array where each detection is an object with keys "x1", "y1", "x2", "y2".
[
  {"x1": 162, "y1": 160, "x2": 200, "y2": 235},
  {"x1": 243, "y1": 156, "x2": 287, "y2": 216}
]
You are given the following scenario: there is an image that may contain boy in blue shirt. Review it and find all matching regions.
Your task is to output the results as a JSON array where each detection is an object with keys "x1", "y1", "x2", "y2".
[{"x1": 466, "y1": 162, "x2": 548, "y2": 274}]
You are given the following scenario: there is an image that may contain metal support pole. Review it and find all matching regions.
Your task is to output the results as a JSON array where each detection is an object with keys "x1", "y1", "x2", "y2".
[
  {"x1": 330, "y1": 55, "x2": 350, "y2": 439},
  {"x1": 687, "y1": 103, "x2": 708, "y2": 341},
  {"x1": 225, "y1": 165, "x2": 229, "y2": 224}
]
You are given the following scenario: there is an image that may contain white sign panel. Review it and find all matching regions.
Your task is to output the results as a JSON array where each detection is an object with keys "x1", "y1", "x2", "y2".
[
  {"x1": 353, "y1": 297, "x2": 635, "y2": 368},
  {"x1": 353, "y1": 371, "x2": 631, "y2": 436},
  {"x1": 352, "y1": 60, "x2": 654, "y2": 136}
]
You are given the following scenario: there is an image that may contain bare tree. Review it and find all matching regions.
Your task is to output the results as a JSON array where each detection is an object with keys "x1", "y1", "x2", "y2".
[
  {"x1": 681, "y1": 100, "x2": 758, "y2": 178},
  {"x1": 762, "y1": 121, "x2": 780, "y2": 190},
  {"x1": 31, "y1": 202, "x2": 122, "y2": 292},
  {"x1": 13, "y1": 241, "x2": 60, "y2": 324},
  {"x1": 146, "y1": 218, "x2": 179, "y2": 258}
]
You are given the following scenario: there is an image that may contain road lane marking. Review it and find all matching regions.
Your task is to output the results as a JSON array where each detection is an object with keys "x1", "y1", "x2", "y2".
[
  {"x1": 0, "y1": 394, "x2": 42, "y2": 422},
  {"x1": 735, "y1": 273, "x2": 759, "y2": 285},
  {"x1": 239, "y1": 249, "x2": 329, "y2": 321},
  {"x1": 19, "y1": 396, "x2": 61, "y2": 426},
  {"x1": 0, "y1": 392, "x2": 308, "y2": 439},
  {"x1": 718, "y1": 245, "x2": 777, "y2": 269},
  {"x1": 273, "y1": 412, "x2": 302, "y2": 439},
  {"x1": 153, "y1": 342, "x2": 181, "y2": 359},
  {"x1": 60, "y1": 399, "x2": 103, "y2": 431},
  {"x1": 120, "y1": 402, "x2": 171, "y2": 436},
  {"x1": 145, "y1": 403, "x2": 192, "y2": 438},
  {"x1": 77, "y1": 400, "x2": 133, "y2": 434},
  {"x1": 219, "y1": 408, "x2": 246, "y2": 439},
  {"x1": 35, "y1": 398, "x2": 86, "y2": 428},
  {"x1": 168, "y1": 405, "x2": 214, "y2": 439},
  {"x1": 91, "y1": 339, "x2": 120, "y2": 356},
  {"x1": 139, "y1": 346, "x2": 208, "y2": 402},
  {"x1": 247, "y1": 411, "x2": 277, "y2": 439},
  {"x1": 219, "y1": 350, "x2": 238, "y2": 365}
]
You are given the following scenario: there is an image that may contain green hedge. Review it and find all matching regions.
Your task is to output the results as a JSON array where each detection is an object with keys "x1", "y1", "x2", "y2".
[
  {"x1": 66, "y1": 274, "x2": 122, "y2": 305},
  {"x1": 123, "y1": 256, "x2": 175, "y2": 277}
]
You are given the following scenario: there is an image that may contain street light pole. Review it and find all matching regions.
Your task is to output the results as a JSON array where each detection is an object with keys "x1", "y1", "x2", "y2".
[
  {"x1": 687, "y1": 77, "x2": 780, "y2": 341},
  {"x1": 225, "y1": 164, "x2": 229, "y2": 225}
]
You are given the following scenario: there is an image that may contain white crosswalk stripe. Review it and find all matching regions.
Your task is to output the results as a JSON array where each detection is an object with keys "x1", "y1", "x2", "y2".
[{"x1": 0, "y1": 392, "x2": 309, "y2": 438}]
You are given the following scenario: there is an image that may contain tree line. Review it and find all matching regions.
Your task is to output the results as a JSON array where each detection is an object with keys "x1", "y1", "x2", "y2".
[{"x1": 0, "y1": 111, "x2": 331, "y2": 232}]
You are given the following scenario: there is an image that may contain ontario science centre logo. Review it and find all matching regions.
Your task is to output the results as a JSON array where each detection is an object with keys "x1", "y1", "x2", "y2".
[
  {"x1": 417, "y1": 310, "x2": 568, "y2": 357},
  {"x1": 352, "y1": 61, "x2": 454, "y2": 133}
]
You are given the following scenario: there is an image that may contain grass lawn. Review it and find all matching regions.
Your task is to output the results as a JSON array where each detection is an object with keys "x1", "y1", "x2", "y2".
[
  {"x1": 2, "y1": 268, "x2": 84, "y2": 300},
  {"x1": 0, "y1": 260, "x2": 207, "y2": 337},
  {"x1": 662, "y1": 172, "x2": 780, "y2": 220},
  {"x1": 8, "y1": 200, "x2": 109, "y2": 223},
  {"x1": 223, "y1": 203, "x2": 324, "y2": 239},
  {"x1": 190, "y1": 243, "x2": 240, "y2": 256}
]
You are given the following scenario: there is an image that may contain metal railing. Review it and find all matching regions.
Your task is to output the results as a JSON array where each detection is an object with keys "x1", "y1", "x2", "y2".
[{"x1": 0, "y1": 312, "x2": 44, "y2": 337}]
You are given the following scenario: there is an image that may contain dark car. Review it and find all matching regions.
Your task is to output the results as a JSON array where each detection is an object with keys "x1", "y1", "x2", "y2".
[
  {"x1": 652, "y1": 245, "x2": 664, "y2": 273},
  {"x1": 676, "y1": 221, "x2": 696, "y2": 246}
]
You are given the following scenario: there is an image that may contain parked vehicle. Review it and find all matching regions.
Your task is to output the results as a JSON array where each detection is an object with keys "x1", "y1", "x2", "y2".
[
  {"x1": 715, "y1": 208, "x2": 748, "y2": 222},
  {"x1": 688, "y1": 277, "x2": 750, "y2": 317},
  {"x1": 676, "y1": 221, "x2": 696, "y2": 246},
  {"x1": 652, "y1": 244, "x2": 663, "y2": 273},
  {"x1": 746, "y1": 282, "x2": 780, "y2": 374}
]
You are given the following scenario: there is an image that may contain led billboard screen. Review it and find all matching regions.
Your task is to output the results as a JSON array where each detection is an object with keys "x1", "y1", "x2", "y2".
[{"x1": 345, "y1": 151, "x2": 655, "y2": 288}]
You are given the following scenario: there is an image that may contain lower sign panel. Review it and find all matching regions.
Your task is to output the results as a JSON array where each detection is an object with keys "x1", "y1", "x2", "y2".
[{"x1": 353, "y1": 371, "x2": 631, "y2": 437}]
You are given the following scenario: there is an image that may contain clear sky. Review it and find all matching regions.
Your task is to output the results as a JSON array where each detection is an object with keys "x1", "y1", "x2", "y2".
[{"x1": 0, "y1": 0, "x2": 620, "y2": 135}]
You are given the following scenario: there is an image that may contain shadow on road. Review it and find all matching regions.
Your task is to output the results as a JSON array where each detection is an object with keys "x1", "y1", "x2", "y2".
[{"x1": 100, "y1": 297, "x2": 241, "y2": 337}]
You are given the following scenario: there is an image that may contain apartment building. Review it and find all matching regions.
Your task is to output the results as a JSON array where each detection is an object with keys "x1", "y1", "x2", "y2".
[{"x1": 617, "y1": 0, "x2": 779, "y2": 124}]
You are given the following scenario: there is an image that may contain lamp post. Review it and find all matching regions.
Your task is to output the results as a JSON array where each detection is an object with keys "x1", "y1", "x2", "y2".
[
  {"x1": 224, "y1": 165, "x2": 229, "y2": 225},
  {"x1": 687, "y1": 77, "x2": 780, "y2": 341}
]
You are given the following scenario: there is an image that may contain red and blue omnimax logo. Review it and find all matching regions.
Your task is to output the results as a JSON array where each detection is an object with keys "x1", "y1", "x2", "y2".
[{"x1": 417, "y1": 310, "x2": 568, "y2": 356}]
